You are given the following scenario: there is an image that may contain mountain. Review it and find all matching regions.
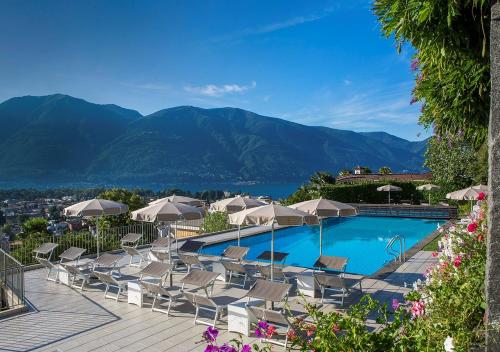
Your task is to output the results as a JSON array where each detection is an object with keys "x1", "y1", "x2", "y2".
[{"x1": 0, "y1": 94, "x2": 428, "y2": 184}]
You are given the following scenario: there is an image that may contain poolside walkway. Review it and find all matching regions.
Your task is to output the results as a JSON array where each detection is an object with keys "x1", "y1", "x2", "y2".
[{"x1": 0, "y1": 250, "x2": 436, "y2": 352}]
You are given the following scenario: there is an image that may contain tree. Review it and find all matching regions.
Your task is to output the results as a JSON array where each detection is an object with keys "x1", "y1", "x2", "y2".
[
  {"x1": 338, "y1": 169, "x2": 351, "y2": 177},
  {"x1": 309, "y1": 171, "x2": 335, "y2": 188},
  {"x1": 378, "y1": 166, "x2": 392, "y2": 174},
  {"x1": 22, "y1": 217, "x2": 49, "y2": 235},
  {"x1": 424, "y1": 134, "x2": 476, "y2": 191},
  {"x1": 98, "y1": 188, "x2": 146, "y2": 227},
  {"x1": 0, "y1": 209, "x2": 5, "y2": 226},
  {"x1": 360, "y1": 166, "x2": 372, "y2": 174},
  {"x1": 48, "y1": 205, "x2": 61, "y2": 221},
  {"x1": 374, "y1": 0, "x2": 491, "y2": 147}
]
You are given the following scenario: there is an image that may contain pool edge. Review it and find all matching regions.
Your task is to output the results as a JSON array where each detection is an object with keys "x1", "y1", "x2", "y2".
[{"x1": 369, "y1": 219, "x2": 453, "y2": 280}]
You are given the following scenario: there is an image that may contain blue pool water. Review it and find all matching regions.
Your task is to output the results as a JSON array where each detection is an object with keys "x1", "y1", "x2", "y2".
[{"x1": 201, "y1": 216, "x2": 442, "y2": 275}]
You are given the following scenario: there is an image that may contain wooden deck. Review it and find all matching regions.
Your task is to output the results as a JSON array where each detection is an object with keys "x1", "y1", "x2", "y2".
[{"x1": 0, "y1": 250, "x2": 436, "y2": 352}]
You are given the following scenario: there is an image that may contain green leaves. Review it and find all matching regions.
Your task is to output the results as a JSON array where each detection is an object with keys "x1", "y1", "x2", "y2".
[{"x1": 373, "y1": 0, "x2": 491, "y2": 148}]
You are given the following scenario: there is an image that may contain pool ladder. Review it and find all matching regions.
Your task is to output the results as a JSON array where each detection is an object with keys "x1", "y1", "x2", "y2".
[{"x1": 386, "y1": 235, "x2": 406, "y2": 263}]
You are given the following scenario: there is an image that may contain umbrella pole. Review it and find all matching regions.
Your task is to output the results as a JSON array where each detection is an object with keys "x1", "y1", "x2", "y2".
[
  {"x1": 388, "y1": 191, "x2": 391, "y2": 205},
  {"x1": 271, "y1": 223, "x2": 274, "y2": 282},
  {"x1": 237, "y1": 224, "x2": 241, "y2": 246},
  {"x1": 168, "y1": 222, "x2": 172, "y2": 264},
  {"x1": 96, "y1": 216, "x2": 100, "y2": 258},
  {"x1": 319, "y1": 219, "x2": 323, "y2": 256},
  {"x1": 175, "y1": 220, "x2": 178, "y2": 252},
  {"x1": 429, "y1": 193, "x2": 431, "y2": 205}
]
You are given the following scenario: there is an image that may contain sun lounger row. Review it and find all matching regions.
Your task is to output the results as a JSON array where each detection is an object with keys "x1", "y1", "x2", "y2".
[{"x1": 33, "y1": 239, "x2": 363, "y2": 349}]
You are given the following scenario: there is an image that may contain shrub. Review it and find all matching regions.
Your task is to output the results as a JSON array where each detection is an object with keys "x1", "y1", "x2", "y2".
[{"x1": 201, "y1": 211, "x2": 232, "y2": 234}]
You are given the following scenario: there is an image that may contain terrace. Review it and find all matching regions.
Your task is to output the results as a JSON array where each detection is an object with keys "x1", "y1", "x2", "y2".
[{"x1": 0, "y1": 224, "x2": 438, "y2": 352}]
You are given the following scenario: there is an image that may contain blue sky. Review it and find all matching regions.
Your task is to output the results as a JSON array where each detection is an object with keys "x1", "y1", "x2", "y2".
[{"x1": 0, "y1": 0, "x2": 428, "y2": 140}]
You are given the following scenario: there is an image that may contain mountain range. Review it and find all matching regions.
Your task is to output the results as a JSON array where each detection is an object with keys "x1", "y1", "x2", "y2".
[{"x1": 0, "y1": 94, "x2": 428, "y2": 185}]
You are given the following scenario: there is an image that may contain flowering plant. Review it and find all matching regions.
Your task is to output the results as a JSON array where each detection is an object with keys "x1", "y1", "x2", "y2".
[
  {"x1": 199, "y1": 323, "x2": 273, "y2": 352},
  {"x1": 202, "y1": 197, "x2": 488, "y2": 351}
]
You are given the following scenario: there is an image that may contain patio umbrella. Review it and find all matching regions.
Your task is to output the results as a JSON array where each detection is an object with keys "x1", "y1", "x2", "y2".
[
  {"x1": 416, "y1": 184, "x2": 441, "y2": 204},
  {"x1": 64, "y1": 199, "x2": 129, "y2": 257},
  {"x1": 288, "y1": 198, "x2": 357, "y2": 255},
  {"x1": 446, "y1": 185, "x2": 489, "y2": 210},
  {"x1": 149, "y1": 194, "x2": 202, "y2": 207},
  {"x1": 228, "y1": 204, "x2": 318, "y2": 281},
  {"x1": 210, "y1": 196, "x2": 266, "y2": 245},
  {"x1": 377, "y1": 184, "x2": 402, "y2": 204},
  {"x1": 131, "y1": 202, "x2": 204, "y2": 263}
]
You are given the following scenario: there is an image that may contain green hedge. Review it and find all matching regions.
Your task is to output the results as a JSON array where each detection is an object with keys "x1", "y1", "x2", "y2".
[{"x1": 286, "y1": 181, "x2": 427, "y2": 204}]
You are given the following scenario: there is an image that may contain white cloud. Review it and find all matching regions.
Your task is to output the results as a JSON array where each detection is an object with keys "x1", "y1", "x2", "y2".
[
  {"x1": 263, "y1": 95, "x2": 271, "y2": 102},
  {"x1": 279, "y1": 81, "x2": 428, "y2": 139},
  {"x1": 122, "y1": 82, "x2": 170, "y2": 90},
  {"x1": 212, "y1": 8, "x2": 334, "y2": 42},
  {"x1": 184, "y1": 81, "x2": 256, "y2": 97},
  {"x1": 343, "y1": 79, "x2": 352, "y2": 85}
]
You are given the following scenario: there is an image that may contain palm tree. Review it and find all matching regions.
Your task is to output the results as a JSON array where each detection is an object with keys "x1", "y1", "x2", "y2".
[
  {"x1": 378, "y1": 166, "x2": 392, "y2": 174},
  {"x1": 309, "y1": 171, "x2": 335, "y2": 187}
]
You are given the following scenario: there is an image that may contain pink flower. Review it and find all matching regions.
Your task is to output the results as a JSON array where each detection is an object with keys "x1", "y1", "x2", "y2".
[
  {"x1": 411, "y1": 300, "x2": 425, "y2": 318},
  {"x1": 254, "y1": 328, "x2": 264, "y2": 338},
  {"x1": 218, "y1": 344, "x2": 237, "y2": 352},
  {"x1": 306, "y1": 324, "x2": 316, "y2": 337},
  {"x1": 392, "y1": 298, "x2": 400, "y2": 310},
  {"x1": 410, "y1": 58, "x2": 419, "y2": 71},
  {"x1": 203, "y1": 326, "x2": 219, "y2": 343},
  {"x1": 477, "y1": 192, "x2": 486, "y2": 200},
  {"x1": 432, "y1": 251, "x2": 438, "y2": 257},
  {"x1": 332, "y1": 324, "x2": 340, "y2": 334},
  {"x1": 204, "y1": 346, "x2": 218, "y2": 352},
  {"x1": 453, "y1": 255, "x2": 462, "y2": 267},
  {"x1": 241, "y1": 345, "x2": 251, "y2": 352},
  {"x1": 266, "y1": 325, "x2": 277, "y2": 337},
  {"x1": 287, "y1": 328, "x2": 297, "y2": 341},
  {"x1": 467, "y1": 222, "x2": 478, "y2": 233},
  {"x1": 477, "y1": 234, "x2": 484, "y2": 242}
]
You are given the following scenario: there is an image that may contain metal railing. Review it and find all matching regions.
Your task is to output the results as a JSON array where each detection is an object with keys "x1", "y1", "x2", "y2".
[
  {"x1": 386, "y1": 235, "x2": 406, "y2": 263},
  {"x1": 0, "y1": 249, "x2": 25, "y2": 311},
  {"x1": 6, "y1": 219, "x2": 207, "y2": 266}
]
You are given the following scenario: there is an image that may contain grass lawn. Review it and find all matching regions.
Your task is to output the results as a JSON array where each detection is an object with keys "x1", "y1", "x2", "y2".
[{"x1": 423, "y1": 234, "x2": 442, "y2": 251}]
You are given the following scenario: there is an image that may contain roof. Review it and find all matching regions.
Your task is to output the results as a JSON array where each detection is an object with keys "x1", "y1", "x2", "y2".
[{"x1": 336, "y1": 172, "x2": 432, "y2": 184}]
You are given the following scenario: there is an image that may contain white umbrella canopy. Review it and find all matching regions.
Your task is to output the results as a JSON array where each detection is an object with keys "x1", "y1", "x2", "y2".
[
  {"x1": 131, "y1": 202, "x2": 204, "y2": 222},
  {"x1": 131, "y1": 202, "x2": 204, "y2": 263},
  {"x1": 416, "y1": 184, "x2": 441, "y2": 191},
  {"x1": 446, "y1": 186, "x2": 488, "y2": 201},
  {"x1": 377, "y1": 184, "x2": 402, "y2": 204},
  {"x1": 377, "y1": 185, "x2": 403, "y2": 192},
  {"x1": 472, "y1": 184, "x2": 489, "y2": 192},
  {"x1": 210, "y1": 195, "x2": 266, "y2": 246},
  {"x1": 210, "y1": 195, "x2": 266, "y2": 213},
  {"x1": 288, "y1": 198, "x2": 357, "y2": 255},
  {"x1": 229, "y1": 204, "x2": 318, "y2": 281},
  {"x1": 288, "y1": 198, "x2": 357, "y2": 217},
  {"x1": 149, "y1": 195, "x2": 202, "y2": 207},
  {"x1": 63, "y1": 199, "x2": 128, "y2": 217},
  {"x1": 63, "y1": 199, "x2": 129, "y2": 257},
  {"x1": 416, "y1": 184, "x2": 441, "y2": 204},
  {"x1": 228, "y1": 203, "x2": 319, "y2": 227}
]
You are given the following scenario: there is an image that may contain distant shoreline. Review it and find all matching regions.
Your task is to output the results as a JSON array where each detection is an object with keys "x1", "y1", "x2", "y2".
[{"x1": 0, "y1": 181, "x2": 303, "y2": 199}]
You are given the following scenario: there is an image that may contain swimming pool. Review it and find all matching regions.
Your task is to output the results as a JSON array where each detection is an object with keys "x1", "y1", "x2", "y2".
[{"x1": 201, "y1": 216, "x2": 442, "y2": 275}]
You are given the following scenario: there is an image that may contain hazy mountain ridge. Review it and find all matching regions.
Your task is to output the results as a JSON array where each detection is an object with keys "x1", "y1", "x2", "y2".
[{"x1": 0, "y1": 94, "x2": 428, "y2": 184}]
